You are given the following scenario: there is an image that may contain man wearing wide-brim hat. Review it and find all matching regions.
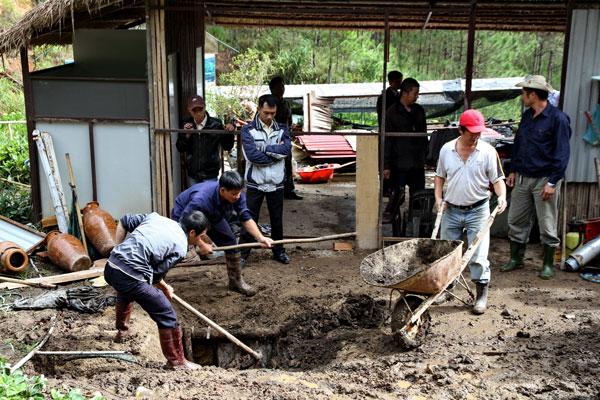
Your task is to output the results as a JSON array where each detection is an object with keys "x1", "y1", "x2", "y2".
[{"x1": 500, "y1": 75, "x2": 572, "y2": 279}]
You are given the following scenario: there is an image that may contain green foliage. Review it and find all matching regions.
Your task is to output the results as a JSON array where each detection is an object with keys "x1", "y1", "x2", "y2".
[
  {"x1": 0, "y1": 132, "x2": 30, "y2": 183},
  {"x1": 0, "y1": 359, "x2": 47, "y2": 400},
  {"x1": 0, "y1": 132, "x2": 32, "y2": 224},
  {"x1": 206, "y1": 48, "x2": 272, "y2": 120},
  {"x1": 207, "y1": 27, "x2": 564, "y2": 122},
  {"x1": 0, "y1": 359, "x2": 104, "y2": 400}
]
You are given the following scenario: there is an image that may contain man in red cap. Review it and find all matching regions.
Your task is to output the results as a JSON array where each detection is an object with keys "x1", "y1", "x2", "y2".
[
  {"x1": 434, "y1": 109, "x2": 507, "y2": 315},
  {"x1": 176, "y1": 95, "x2": 236, "y2": 187}
]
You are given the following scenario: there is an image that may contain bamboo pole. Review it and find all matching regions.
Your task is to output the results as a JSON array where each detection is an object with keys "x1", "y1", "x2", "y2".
[
  {"x1": 172, "y1": 294, "x2": 263, "y2": 362},
  {"x1": 213, "y1": 232, "x2": 356, "y2": 252},
  {"x1": 65, "y1": 153, "x2": 88, "y2": 254}
]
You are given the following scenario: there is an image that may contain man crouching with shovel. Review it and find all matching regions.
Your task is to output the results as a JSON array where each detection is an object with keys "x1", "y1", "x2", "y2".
[
  {"x1": 104, "y1": 210, "x2": 212, "y2": 370},
  {"x1": 171, "y1": 170, "x2": 274, "y2": 297}
]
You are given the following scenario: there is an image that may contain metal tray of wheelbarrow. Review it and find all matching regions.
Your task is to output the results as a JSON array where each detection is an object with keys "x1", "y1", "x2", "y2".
[{"x1": 360, "y1": 239, "x2": 464, "y2": 295}]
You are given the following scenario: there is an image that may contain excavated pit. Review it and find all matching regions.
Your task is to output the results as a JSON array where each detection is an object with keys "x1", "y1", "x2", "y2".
[{"x1": 187, "y1": 294, "x2": 387, "y2": 370}]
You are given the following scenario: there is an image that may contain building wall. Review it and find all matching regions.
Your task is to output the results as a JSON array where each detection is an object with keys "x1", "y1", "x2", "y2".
[
  {"x1": 36, "y1": 122, "x2": 153, "y2": 220},
  {"x1": 563, "y1": 9, "x2": 600, "y2": 184}
]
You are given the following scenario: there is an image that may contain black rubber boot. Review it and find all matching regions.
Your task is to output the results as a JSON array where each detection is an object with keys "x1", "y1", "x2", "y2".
[
  {"x1": 540, "y1": 244, "x2": 556, "y2": 280},
  {"x1": 226, "y1": 253, "x2": 257, "y2": 296},
  {"x1": 500, "y1": 240, "x2": 526, "y2": 272},
  {"x1": 472, "y1": 283, "x2": 489, "y2": 315}
]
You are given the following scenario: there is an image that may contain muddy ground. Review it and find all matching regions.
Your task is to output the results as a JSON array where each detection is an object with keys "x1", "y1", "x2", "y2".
[{"x1": 1, "y1": 175, "x2": 599, "y2": 399}]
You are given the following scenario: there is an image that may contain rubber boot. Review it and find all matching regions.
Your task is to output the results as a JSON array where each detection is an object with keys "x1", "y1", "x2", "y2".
[
  {"x1": 500, "y1": 240, "x2": 526, "y2": 272},
  {"x1": 472, "y1": 283, "x2": 489, "y2": 315},
  {"x1": 226, "y1": 253, "x2": 257, "y2": 297},
  {"x1": 114, "y1": 301, "x2": 133, "y2": 343},
  {"x1": 158, "y1": 326, "x2": 200, "y2": 370},
  {"x1": 540, "y1": 244, "x2": 556, "y2": 280}
]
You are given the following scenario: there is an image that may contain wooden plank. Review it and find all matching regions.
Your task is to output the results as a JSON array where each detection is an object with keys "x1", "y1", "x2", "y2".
[
  {"x1": 41, "y1": 216, "x2": 58, "y2": 228},
  {"x1": 355, "y1": 135, "x2": 379, "y2": 249},
  {"x1": 333, "y1": 242, "x2": 353, "y2": 251},
  {"x1": 0, "y1": 259, "x2": 107, "y2": 289}
]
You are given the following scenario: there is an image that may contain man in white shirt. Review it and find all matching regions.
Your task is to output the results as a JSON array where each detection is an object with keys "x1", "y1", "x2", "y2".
[{"x1": 434, "y1": 109, "x2": 507, "y2": 315}]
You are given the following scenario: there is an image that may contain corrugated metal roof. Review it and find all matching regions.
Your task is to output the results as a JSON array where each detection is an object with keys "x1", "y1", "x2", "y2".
[
  {"x1": 0, "y1": 216, "x2": 45, "y2": 252},
  {"x1": 563, "y1": 9, "x2": 600, "y2": 183}
]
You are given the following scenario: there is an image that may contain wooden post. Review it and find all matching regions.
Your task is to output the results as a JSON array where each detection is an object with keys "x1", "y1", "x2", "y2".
[
  {"x1": 464, "y1": 0, "x2": 477, "y2": 110},
  {"x1": 377, "y1": 12, "x2": 390, "y2": 248},
  {"x1": 20, "y1": 47, "x2": 42, "y2": 223},
  {"x1": 558, "y1": 0, "x2": 575, "y2": 110},
  {"x1": 356, "y1": 135, "x2": 380, "y2": 249}
]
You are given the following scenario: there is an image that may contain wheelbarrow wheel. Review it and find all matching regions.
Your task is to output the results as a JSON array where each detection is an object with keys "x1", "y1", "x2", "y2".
[{"x1": 390, "y1": 295, "x2": 431, "y2": 350}]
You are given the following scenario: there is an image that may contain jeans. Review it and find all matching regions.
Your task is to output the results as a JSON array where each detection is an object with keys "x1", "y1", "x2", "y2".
[
  {"x1": 104, "y1": 266, "x2": 178, "y2": 329},
  {"x1": 441, "y1": 201, "x2": 490, "y2": 284},
  {"x1": 239, "y1": 187, "x2": 285, "y2": 259},
  {"x1": 508, "y1": 175, "x2": 561, "y2": 247}
]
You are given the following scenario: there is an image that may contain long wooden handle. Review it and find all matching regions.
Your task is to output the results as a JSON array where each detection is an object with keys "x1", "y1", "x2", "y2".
[
  {"x1": 0, "y1": 276, "x2": 57, "y2": 290},
  {"x1": 430, "y1": 206, "x2": 444, "y2": 239},
  {"x1": 213, "y1": 232, "x2": 357, "y2": 252},
  {"x1": 65, "y1": 153, "x2": 88, "y2": 254},
  {"x1": 172, "y1": 294, "x2": 263, "y2": 361}
]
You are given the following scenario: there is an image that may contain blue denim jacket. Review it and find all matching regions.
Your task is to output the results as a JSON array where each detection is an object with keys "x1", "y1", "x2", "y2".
[{"x1": 511, "y1": 103, "x2": 571, "y2": 185}]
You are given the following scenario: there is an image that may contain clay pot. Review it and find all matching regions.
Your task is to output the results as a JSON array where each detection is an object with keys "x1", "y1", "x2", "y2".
[
  {"x1": 82, "y1": 201, "x2": 117, "y2": 257},
  {"x1": 45, "y1": 231, "x2": 91, "y2": 272},
  {"x1": 0, "y1": 241, "x2": 29, "y2": 274}
]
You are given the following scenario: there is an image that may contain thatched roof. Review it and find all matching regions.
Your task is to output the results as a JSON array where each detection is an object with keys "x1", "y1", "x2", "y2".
[
  {"x1": 0, "y1": 0, "x2": 144, "y2": 54},
  {"x1": 2, "y1": 0, "x2": 599, "y2": 54}
]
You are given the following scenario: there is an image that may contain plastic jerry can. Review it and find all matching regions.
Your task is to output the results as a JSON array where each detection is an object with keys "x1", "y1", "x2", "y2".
[{"x1": 565, "y1": 231, "x2": 584, "y2": 257}]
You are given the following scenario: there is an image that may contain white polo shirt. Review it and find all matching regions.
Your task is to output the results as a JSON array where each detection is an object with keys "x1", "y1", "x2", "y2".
[{"x1": 435, "y1": 138, "x2": 504, "y2": 206}]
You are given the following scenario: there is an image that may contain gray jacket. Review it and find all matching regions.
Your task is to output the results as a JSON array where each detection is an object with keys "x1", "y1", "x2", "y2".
[{"x1": 241, "y1": 114, "x2": 292, "y2": 192}]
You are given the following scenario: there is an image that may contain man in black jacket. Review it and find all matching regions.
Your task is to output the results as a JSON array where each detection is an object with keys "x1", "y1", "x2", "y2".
[
  {"x1": 176, "y1": 95, "x2": 235, "y2": 187},
  {"x1": 384, "y1": 78, "x2": 428, "y2": 193},
  {"x1": 377, "y1": 70, "x2": 403, "y2": 131}
]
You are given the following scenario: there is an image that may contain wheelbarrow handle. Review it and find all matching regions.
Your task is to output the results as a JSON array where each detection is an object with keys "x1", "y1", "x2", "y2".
[{"x1": 431, "y1": 204, "x2": 445, "y2": 239}]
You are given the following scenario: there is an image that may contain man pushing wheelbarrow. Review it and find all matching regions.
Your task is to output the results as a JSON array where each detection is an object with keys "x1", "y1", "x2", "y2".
[
  {"x1": 433, "y1": 109, "x2": 507, "y2": 315},
  {"x1": 361, "y1": 109, "x2": 506, "y2": 349}
]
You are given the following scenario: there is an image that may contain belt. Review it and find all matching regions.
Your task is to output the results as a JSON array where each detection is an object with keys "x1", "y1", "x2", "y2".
[{"x1": 447, "y1": 198, "x2": 488, "y2": 210}]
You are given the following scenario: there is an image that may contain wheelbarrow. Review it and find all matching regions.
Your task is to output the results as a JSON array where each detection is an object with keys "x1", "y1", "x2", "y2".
[
  {"x1": 360, "y1": 205, "x2": 499, "y2": 349},
  {"x1": 296, "y1": 161, "x2": 356, "y2": 183}
]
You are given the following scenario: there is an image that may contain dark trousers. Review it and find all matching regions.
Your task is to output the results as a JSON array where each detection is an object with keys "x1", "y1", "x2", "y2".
[
  {"x1": 389, "y1": 168, "x2": 425, "y2": 193},
  {"x1": 239, "y1": 187, "x2": 285, "y2": 258},
  {"x1": 208, "y1": 219, "x2": 238, "y2": 254},
  {"x1": 284, "y1": 154, "x2": 295, "y2": 194},
  {"x1": 104, "y1": 266, "x2": 178, "y2": 329}
]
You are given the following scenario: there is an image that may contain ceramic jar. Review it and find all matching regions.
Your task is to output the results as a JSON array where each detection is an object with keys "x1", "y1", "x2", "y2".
[
  {"x1": 0, "y1": 241, "x2": 29, "y2": 274},
  {"x1": 45, "y1": 231, "x2": 91, "y2": 272},
  {"x1": 82, "y1": 201, "x2": 117, "y2": 257}
]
